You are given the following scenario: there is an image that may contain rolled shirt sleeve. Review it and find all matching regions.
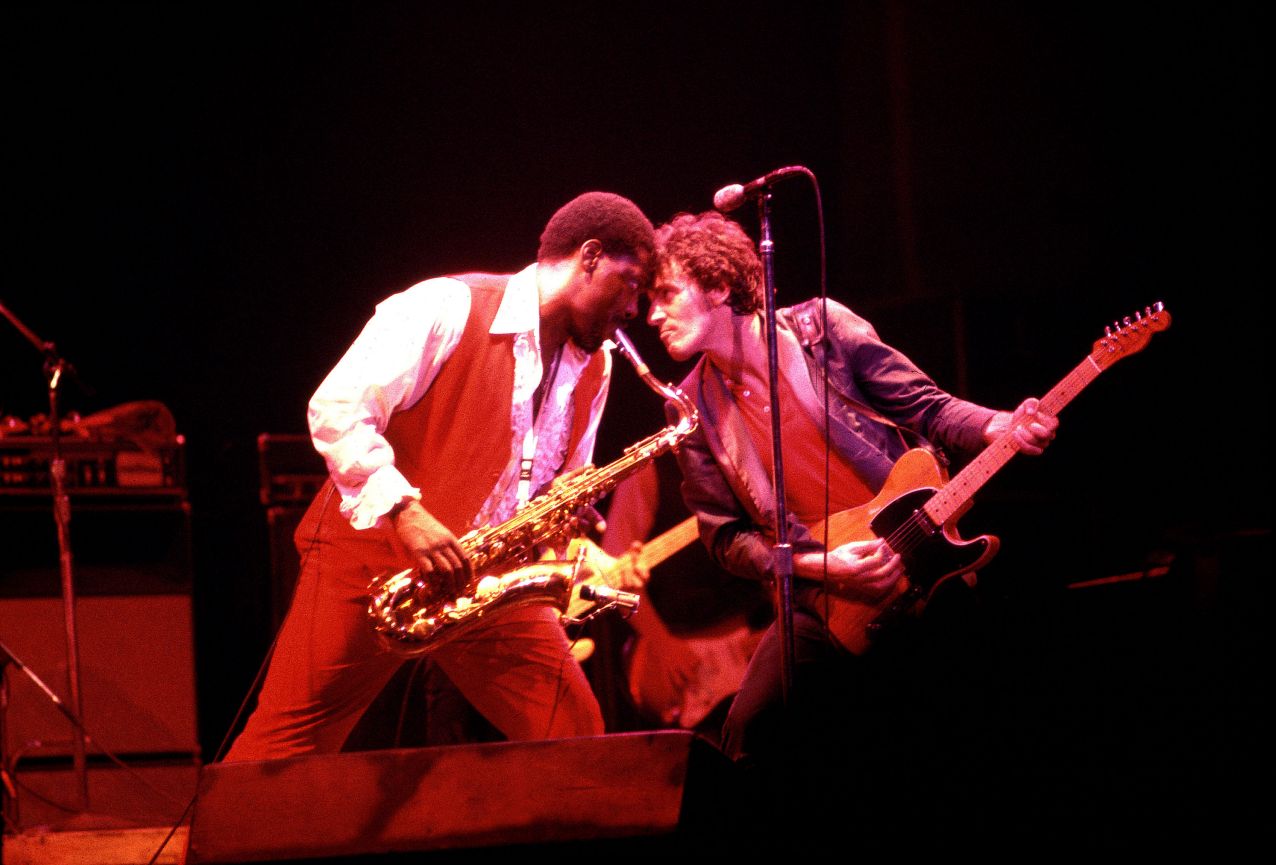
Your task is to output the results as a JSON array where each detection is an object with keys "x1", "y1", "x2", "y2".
[{"x1": 307, "y1": 278, "x2": 471, "y2": 529}]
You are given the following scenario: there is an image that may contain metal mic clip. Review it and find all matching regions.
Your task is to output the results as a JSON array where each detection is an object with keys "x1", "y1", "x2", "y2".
[{"x1": 579, "y1": 583, "x2": 641, "y2": 615}]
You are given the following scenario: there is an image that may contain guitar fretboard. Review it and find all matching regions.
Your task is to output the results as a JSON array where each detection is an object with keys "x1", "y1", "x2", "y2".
[
  {"x1": 924, "y1": 351, "x2": 1105, "y2": 526},
  {"x1": 637, "y1": 516, "x2": 698, "y2": 570}
]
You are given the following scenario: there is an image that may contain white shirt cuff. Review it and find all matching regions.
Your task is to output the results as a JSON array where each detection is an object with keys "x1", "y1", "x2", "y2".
[{"x1": 339, "y1": 465, "x2": 421, "y2": 530}]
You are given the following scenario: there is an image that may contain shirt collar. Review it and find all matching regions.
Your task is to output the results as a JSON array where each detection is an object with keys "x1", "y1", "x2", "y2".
[
  {"x1": 489, "y1": 263, "x2": 540, "y2": 335},
  {"x1": 489, "y1": 262, "x2": 592, "y2": 369}
]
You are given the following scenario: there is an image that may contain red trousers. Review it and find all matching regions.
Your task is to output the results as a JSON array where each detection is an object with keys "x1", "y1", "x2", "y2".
[{"x1": 224, "y1": 531, "x2": 603, "y2": 762}]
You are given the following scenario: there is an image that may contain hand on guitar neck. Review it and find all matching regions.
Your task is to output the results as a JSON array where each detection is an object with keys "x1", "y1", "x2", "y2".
[{"x1": 982, "y1": 396, "x2": 1059, "y2": 455}]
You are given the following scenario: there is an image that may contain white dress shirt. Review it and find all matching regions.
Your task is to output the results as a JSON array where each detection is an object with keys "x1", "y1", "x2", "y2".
[{"x1": 307, "y1": 264, "x2": 610, "y2": 530}]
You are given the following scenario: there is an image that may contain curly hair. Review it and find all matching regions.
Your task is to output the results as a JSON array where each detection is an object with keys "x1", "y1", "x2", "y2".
[
  {"x1": 655, "y1": 211, "x2": 762, "y2": 314},
  {"x1": 537, "y1": 191, "x2": 655, "y2": 263}
]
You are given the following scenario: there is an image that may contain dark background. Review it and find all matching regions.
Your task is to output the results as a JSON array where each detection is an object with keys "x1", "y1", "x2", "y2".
[{"x1": 2, "y1": 1, "x2": 1264, "y2": 844}]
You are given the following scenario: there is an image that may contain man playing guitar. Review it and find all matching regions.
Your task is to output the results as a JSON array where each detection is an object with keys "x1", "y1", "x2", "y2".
[{"x1": 642, "y1": 210, "x2": 1058, "y2": 823}]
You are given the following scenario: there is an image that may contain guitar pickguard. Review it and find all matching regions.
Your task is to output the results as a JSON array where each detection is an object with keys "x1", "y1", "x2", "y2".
[{"x1": 870, "y1": 487, "x2": 996, "y2": 596}]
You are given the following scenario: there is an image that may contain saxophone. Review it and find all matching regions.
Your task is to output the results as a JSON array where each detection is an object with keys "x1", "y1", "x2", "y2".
[{"x1": 366, "y1": 328, "x2": 699, "y2": 656}]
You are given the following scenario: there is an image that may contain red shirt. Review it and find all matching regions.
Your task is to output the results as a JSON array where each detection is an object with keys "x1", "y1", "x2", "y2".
[{"x1": 727, "y1": 370, "x2": 874, "y2": 530}]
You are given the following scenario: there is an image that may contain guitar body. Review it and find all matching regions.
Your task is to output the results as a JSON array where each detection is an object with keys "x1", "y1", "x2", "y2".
[
  {"x1": 815, "y1": 448, "x2": 999, "y2": 655},
  {"x1": 623, "y1": 612, "x2": 764, "y2": 730}
]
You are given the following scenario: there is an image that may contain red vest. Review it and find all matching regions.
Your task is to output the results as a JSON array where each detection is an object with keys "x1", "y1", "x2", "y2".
[{"x1": 294, "y1": 273, "x2": 608, "y2": 575}]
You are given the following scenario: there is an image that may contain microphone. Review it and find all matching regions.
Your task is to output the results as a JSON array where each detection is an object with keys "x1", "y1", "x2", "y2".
[
  {"x1": 579, "y1": 584, "x2": 641, "y2": 611},
  {"x1": 713, "y1": 165, "x2": 807, "y2": 212}
]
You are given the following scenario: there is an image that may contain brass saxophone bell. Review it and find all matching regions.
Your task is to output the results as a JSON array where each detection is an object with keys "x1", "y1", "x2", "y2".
[{"x1": 368, "y1": 561, "x2": 577, "y2": 655}]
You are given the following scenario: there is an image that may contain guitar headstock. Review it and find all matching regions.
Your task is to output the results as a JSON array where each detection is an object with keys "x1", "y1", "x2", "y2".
[{"x1": 1091, "y1": 301, "x2": 1171, "y2": 370}]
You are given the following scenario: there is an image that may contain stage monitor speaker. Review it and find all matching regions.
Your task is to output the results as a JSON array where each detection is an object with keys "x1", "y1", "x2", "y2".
[
  {"x1": 188, "y1": 731, "x2": 735, "y2": 863},
  {"x1": 0, "y1": 593, "x2": 199, "y2": 760}
]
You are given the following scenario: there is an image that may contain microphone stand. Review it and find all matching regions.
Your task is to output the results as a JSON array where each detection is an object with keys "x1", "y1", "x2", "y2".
[
  {"x1": 0, "y1": 300, "x2": 90, "y2": 814},
  {"x1": 756, "y1": 192, "x2": 796, "y2": 700}
]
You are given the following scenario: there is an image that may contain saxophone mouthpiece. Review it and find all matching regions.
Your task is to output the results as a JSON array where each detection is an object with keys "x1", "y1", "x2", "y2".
[{"x1": 612, "y1": 328, "x2": 650, "y2": 377}]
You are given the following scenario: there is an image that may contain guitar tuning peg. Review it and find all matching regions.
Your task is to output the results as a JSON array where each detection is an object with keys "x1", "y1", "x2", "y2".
[
  {"x1": 1135, "y1": 309, "x2": 1144, "y2": 322},
  {"x1": 1123, "y1": 315, "x2": 1133, "y2": 328}
]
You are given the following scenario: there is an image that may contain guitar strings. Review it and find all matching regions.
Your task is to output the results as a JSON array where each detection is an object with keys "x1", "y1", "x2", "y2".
[{"x1": 882, "y1": 509, "x2": 933, "y2": 558}]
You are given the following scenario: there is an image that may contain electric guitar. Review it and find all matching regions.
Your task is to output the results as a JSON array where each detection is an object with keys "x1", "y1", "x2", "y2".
[
  {"x1": 812, "y1": 303, "x2": 1171, "y2": 655},
  {"x1": 566, "y1": 518, "x2": 765, "y2": 730}
]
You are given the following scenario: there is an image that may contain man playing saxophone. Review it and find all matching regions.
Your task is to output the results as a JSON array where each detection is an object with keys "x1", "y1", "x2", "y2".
[{"x1": 224, "y1": 192, "x2": 656, "y2": 760}]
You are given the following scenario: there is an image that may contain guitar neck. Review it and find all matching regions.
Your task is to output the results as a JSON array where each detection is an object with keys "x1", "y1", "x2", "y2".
[
  {"x1": 637, "y1": 516, "x2": 699, "y2": 571},
  {"x1": 924, "y1": 353, "x2": 1102, "y2": 526}
]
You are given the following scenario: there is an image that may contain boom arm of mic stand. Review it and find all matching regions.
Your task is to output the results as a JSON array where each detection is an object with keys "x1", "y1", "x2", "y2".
[{"x1": 757, "y1": 192, "x2": 796, "y2": 700}]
